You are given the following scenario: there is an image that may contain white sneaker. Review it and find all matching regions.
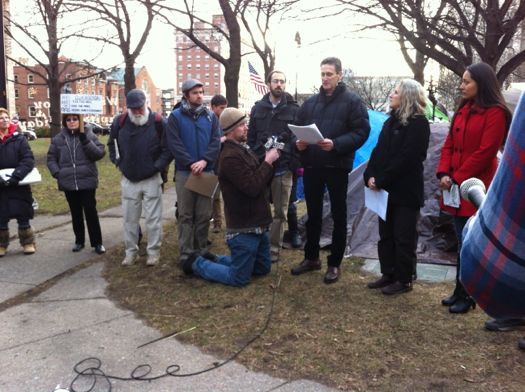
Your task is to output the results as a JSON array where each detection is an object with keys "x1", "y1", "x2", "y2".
[
  {"x1": 121, "y1": 254, "x2": 137, "y2": 266},
  {"x1": 146, "y1": 255, "x2": 160, "y2": 266}
]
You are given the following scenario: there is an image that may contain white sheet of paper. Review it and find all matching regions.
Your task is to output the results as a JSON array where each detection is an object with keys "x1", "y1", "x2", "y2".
[
  {"x1": 364, "y1": 187, "x2": 388, "y2": 221},
  {"x1": 0, "y1": 168, "x2": 42, "y2": 185},
  {"x1": 443, "y1": 184, "x2": 460, "y2": 208},
  {"x1": 287, "y1": 123, "x2": 324, "y2": 144}
]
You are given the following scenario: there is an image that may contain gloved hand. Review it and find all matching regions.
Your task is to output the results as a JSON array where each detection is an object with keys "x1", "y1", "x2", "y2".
[{"x1": 5, "y1": 176, "x2": 20, "y2": 186}]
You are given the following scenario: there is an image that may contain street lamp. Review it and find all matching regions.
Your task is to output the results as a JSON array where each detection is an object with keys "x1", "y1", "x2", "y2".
[
  {"x1": 294, "y1": 31, "x2": 301, "y2": 102},
  {"x1": 427, "y1": 77, "x2": 437, "y2": 121}
]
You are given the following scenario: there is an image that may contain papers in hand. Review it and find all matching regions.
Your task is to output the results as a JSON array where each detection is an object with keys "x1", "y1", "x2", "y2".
[
  {"x1": 287, "y1": 123, "x2": 324, "y2": 144},
  {"x1": 443, "y1": 184, "x2": 460, "y2": 208},
  {"x1": 184, "y1": 172, "x2": 219, "y2": 198},
  {"x1": 0, "y1": 168, "x2": 42, "y2": 185},
  {"x1": 364, "y1": 187, "x2": 388, "y2": 221}
]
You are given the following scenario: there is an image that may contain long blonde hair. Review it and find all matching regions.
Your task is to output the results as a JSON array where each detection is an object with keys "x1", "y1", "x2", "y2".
[{"x1": 395, "y1": 79, "x2": 427, "y2": 126}]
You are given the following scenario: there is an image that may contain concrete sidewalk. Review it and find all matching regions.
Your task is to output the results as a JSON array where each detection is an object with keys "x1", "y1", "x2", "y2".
[{"x1": 0, "y1": 187, "x2": 335, "y2": 392}]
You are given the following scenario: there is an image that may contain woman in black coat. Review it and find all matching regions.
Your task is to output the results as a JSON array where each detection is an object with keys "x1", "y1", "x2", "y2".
[
  {"x1": 47, "y1": 114, "x2": 106, "y2": 254},
  {"x1": 0, "y1": 108, "x2": 36, "y2": 256},
  {"x1": 363, "y1": 79, "x2": 430, "y2": 295}
]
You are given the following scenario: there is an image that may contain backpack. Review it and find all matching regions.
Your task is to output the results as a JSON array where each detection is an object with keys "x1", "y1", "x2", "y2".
[{"x1": 115, "y1": 110, "x2": 169, "y2": 185}]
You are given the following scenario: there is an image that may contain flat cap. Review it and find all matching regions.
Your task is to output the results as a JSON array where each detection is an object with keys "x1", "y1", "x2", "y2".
[
  {"x1": 181, "y1": 79, "x2": 204, "y2": 94},
  {"x1": 126, "y1": 89, "x2": 146, "y2": 109}
]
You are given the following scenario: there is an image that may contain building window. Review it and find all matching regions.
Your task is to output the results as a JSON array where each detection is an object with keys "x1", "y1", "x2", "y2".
[
  {"x1": 27, "y1": 74, "x2": 34, "y2": 84},
  {"x1": 29, "y1": 106, "x2": 37, "y2": 117},
  {"x1": 214, "y1": 83, "x2": 219, "y2": 89},
  {"x1": 178, "y1": 55, "x2": 183, "y2": 61},
  {"x1": 187, "y1": 64, "x2": 192, "y2": 69},
  {"x1": 214, "y1": 73, "x2": 219, "y2": 79},
  {"x1": 205, "y1": 73, "x2": 210, "y2": 79},
  {"x1": 196, "y1": 64, "x2": 201, "y2": 69},
  {"x1": 195, "y1": 73, "x2": 201, "y2": 79},
  {"x1": 214, "y1": 63, "x2": 219, "y2": 68},
  {"x1": 177, "y1": 64, "x2": 183, "y2": 70},
  {"x1": 15, "y1": 89, "x2": 19, "y2": 99},
  {"x1": 205, "y1": 64, "x2": 210, "y2": 69},
  {"x1": 28, "y1": 87, "x2": 35, "y2": 99},
  {"x1": 187, "y1": 55, "x2": 192, "y2": 60},
  {"x1": 14, "y1": 75, "x2": 19, "y2": 83},
  {"x1": 205, "y1": 82, "x2": 210, "y2": 86},
  {"x1": 47, "y1": 88, "x2": 50, "y2": 98}
]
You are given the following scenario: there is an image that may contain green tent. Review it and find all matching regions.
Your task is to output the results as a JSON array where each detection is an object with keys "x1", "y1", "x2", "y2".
[{"x1": 425, "y1": 99, "x2": 449, "y2": 122}]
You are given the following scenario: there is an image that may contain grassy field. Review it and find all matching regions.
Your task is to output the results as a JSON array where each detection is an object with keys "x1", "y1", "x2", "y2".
[{"x1": 30, "y1": 135, "x2": 123, "y2": 215}]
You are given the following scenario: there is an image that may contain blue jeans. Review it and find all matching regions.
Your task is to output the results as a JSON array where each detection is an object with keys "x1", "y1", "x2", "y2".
[{"x1": 192, "y1": 232, "x2": 271, "y2": 287}]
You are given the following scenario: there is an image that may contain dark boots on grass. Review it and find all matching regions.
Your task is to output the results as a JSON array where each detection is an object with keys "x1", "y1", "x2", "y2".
[{"x1": 0, "y1": 227, "x2": 36, "y2": 257}]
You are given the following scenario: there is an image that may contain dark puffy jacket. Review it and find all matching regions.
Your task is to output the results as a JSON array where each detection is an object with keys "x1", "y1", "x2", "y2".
[
  {"x1": 47, "y1": 128, "x2": 105, "y2": 191},
  {"x1": 0, "y1": 130, "x2": 35, "y2": 220},
  {"x1": 218, "y1": 140, "x2": 273, "y2": 231},
  {"x1": 363, "y1": 114, "x2": 430, "y2": 207},
  {"x1": 107, "y1": 112, "x2": 172, "y2": 182},
  {"x1": 297, "y1": 83, "x2": 370, "y2": 170},
  {"x1": 247, "y1": 93, "x2": 299, "y2": 172}
]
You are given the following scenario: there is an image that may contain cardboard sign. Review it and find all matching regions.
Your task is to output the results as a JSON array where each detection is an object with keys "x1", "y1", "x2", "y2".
[{"x1": 60, "y1": 94, "x2": 104, "y2": 114}]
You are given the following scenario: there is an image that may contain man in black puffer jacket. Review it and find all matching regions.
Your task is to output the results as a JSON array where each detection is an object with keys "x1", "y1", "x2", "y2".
[{"x1": 291, "y1": 57, "x2": 370, "y2": 284}]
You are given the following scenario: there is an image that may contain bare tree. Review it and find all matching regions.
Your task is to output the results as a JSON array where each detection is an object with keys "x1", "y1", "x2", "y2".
[
  {"x1": 238, "y1": 0, "x2": 299, "y2": 81},
  {"x1": 67, "y1": 0, "x2": 158, "y2": 94},
  {"x1": 4, "y1": 0, "x2": 107, "y2": 135},
  {"x1": 343, "y1": 70, "x2": 403, "y2": 110},
  {"x1": 334, "y1": 0, "x2": 525, "y2": 83}
]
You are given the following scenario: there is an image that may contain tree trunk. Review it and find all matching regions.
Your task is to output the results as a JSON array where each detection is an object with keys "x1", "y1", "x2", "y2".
[
  {"x1": 224, "y1": 61, "x2": 239, "y2": 108},
  {"x1": 124, "y1": 57, "x2": 136, "y2": 95}
]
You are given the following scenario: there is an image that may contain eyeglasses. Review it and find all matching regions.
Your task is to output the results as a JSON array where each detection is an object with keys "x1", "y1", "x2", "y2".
[
  {"x1": 66, "y1": 118, "x2": 79, "y2": 122},
  {"x1": 271, "y1": 79, "x2": 286, "y2": 84}
]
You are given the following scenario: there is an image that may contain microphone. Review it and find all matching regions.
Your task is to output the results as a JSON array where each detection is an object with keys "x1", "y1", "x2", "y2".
[
  {"x1": 264, "y1": 132, "x2": 289, "y2": 151},
  {"x1": 460, "y1": 178, "x2": 486, "y2": 209}
]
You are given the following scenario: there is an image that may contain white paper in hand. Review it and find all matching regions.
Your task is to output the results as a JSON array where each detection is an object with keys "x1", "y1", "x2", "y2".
[
  {"x1": 287, "y1": 123, "x2": 324, "y2": 144},
  {"x1": 443, "y1": 184, "x2": 460, "y2": 208},
  {"x1": 364, "y1": 187, "x2": 388, "y2": 221}
]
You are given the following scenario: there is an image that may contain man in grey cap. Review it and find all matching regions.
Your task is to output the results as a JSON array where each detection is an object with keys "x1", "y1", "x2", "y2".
[
  {"x1": 166, "y1": 79, "x2": 220, "y2": 265},
  {"x1": 108, "y1": 88, "x2": 172, "y2": 266}
]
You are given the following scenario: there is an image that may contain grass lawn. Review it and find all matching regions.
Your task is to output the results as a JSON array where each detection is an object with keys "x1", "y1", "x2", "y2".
[
  {"x1": 103, "y1": 220, "x2": 525, "y2": 392},
  {"x1": 30, "y1": 135, "x2": 123, "y2": 215}
]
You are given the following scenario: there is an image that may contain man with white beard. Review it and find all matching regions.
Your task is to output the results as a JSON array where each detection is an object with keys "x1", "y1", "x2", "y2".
[{"x1": 108, "y1": 89, "x2": 172, "y2": 266}]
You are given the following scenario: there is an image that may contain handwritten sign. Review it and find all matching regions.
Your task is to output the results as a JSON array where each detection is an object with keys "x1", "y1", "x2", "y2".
[{"x1": 60, "y1": 94, "x2": 104, "y2": 114}]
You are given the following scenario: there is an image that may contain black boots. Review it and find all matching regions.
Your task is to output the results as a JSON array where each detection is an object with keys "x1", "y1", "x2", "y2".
[{"x1": 449, "y1": 296, "x2": 476, "y2": 313}]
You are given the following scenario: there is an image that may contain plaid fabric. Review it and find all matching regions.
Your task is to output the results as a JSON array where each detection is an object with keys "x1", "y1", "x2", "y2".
[{"x1": 460, "y1": 93, "x2": 525, "y2": 318}]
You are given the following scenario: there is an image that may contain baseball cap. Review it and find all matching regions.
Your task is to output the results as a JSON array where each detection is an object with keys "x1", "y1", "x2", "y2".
[
  {"x1": 181, "y1": 79, "x2": 204, "y2": 94},
  {"x1": 126, "y1": 89, "x2": 146, "y2": 108}
]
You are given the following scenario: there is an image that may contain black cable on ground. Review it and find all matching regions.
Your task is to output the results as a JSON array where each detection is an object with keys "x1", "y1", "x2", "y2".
[{"x1": 69, "y1": 267, "x2": 283, "y2": 392}]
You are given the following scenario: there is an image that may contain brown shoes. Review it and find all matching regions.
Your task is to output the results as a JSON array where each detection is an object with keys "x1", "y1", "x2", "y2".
[
  {"x1": 291, "y1": 258, "x2": 321, "y2": 275},
  {"x1": 324, "y1": 266, "x2": 340, "y2": 284},
  {"x1": 381, "y1": 281, "x2": 412, "y2": 295},
  {"x1": 367, "y1": 274, "x2": 394, "y2": 289}
]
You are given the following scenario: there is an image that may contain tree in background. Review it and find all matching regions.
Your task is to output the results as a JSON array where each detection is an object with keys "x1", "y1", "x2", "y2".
[
  {"x1": 68, "y1": 0, "x2": 158, "y2": 94},
  {"x1": 334, "y1": 0, "x2": 525, "y2": 84},
  {"x1": 4, "y1": 0, "x2": 107, "y2": 135}
]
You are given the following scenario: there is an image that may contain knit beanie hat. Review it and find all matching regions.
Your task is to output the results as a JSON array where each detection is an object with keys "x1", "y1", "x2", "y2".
[{"x1": 220, "y1": 107, "x2": 247, "y2": 134}]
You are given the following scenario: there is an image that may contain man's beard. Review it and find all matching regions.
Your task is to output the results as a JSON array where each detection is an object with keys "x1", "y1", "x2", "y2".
[
  {"x1": 270, "y1": 88, "x2": 283, "y2": 99},
  {"x1": 128, "y1": 106, "x2": 150, "y2": 126}
]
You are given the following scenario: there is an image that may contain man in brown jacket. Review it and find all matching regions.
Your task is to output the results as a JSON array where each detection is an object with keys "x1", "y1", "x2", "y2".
[{"x1": 180, "y1": 108, "x2": 280, "y2": 287}]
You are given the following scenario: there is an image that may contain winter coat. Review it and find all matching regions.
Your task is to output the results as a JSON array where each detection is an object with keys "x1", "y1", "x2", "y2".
[
  {"x1": 108, "y1": 112, "x2": 172, "y2": 182},
  {"x1": 0, "y1": 126, "x2": 35, "y2": 221},
  {"x1": 364, "y1": 113, "x2": 430, "y2": 207},
  {"x1": 47, "y1": 128, "x2": 105, "y2": 191},
  {"x1": 296, "y1": 82, "x2": 370, "y2": 170},
  {"x1": 218, "y1": 140, "x2": 273, "y2": 231},
  {"x1": 247, "y1": 93, "x2": 299, "y2": 173},
  {"x1": 436, "y1": 102, "x2": 507, "y2": 217},
  {"x1": 166, "y1": 106, "x2": 220, "y2": 173}
]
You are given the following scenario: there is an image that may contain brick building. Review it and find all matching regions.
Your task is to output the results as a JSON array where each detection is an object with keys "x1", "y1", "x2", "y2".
[{"x1": 175, "y1": 15, "x2": 225, "y2": 102}]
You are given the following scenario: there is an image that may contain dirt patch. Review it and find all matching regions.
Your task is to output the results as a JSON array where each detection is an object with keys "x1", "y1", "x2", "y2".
[{"x1": 103, "y1": 223, "x2": 524, "y2": 391}]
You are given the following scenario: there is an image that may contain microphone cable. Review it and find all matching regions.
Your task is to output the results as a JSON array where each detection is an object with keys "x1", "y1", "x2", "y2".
[{"x1": 68, "y1": 267, "x2": 283, "y2": 392}]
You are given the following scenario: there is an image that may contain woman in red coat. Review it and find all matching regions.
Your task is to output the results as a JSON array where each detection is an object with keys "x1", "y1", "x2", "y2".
[{"x1": 436, "y1": 62, "x2": 511, "y2": 313}]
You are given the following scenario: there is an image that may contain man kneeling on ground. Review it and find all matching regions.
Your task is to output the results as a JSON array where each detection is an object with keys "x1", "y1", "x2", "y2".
[{"x1": 181, "y1": 108, "x2": 280, "y2": 287}]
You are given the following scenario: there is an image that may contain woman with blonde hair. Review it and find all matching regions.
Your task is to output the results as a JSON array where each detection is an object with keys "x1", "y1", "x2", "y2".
[
  {"x1": 47, "y1": 113, "x2": 106, "y2": 254},
  {"x1": 364, "y1": 79, "x2": 431, "y2": 295}
]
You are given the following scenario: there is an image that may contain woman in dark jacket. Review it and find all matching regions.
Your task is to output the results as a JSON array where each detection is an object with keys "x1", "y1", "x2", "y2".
[
  {"x1": 364, "y1": 79, "x2": 430, "y2": 295},
  {"x1": 0, "y1": 108, "x2": 36, "y2": 257},
  {"x1": 436, "y1": 62, "x2": 511, "y2": 313},
  {"x1": 47, "y1": 114, "x2": 106, "y2": 254}
]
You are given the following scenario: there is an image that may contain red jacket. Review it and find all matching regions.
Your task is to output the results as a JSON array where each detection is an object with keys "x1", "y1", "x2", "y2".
[{"x1": 436, "y1": 102, "x2": 507, "y2": 217}]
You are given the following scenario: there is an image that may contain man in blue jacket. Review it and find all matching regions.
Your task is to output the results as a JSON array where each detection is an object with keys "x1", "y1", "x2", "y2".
[
  {"x1": 166, "y1": 79, "x2": 221, "y2": 265},
  {"x1": 290, "y1": 57, "x2": 370, "y2": 284}
]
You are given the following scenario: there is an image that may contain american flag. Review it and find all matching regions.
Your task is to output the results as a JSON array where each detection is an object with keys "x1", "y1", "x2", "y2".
[{"x1": 248, "y1": 62, "x2": 269, "y2": 95}]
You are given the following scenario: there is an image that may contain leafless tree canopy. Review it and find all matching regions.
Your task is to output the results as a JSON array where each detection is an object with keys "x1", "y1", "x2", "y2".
[
  {"x1": 335, "y1": 0, "x2": 525, "y2": 84},
  {"x1": 343, "y1": 71, "x2": 404, "y2": 110},
  {"x1": 5, "y1": 0, "x2": 109, "y2": 135}
]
